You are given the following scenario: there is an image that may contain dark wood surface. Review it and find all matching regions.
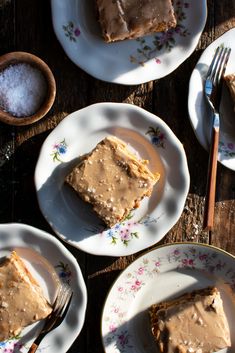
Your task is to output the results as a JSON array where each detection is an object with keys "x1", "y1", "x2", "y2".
[{"x1": 0, "y1": 1, "x2": 235, "y2": 352}]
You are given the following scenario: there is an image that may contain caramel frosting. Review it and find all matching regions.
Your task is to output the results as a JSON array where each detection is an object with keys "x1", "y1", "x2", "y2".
[
  {"x1": 65, "y1": 136, "x2": 160, "y2": 228},
  {"x1": 224, "y1": 73, "x2": 235, "y2": 110},
  {"x1": 96, "y1": 0, "x2": 177, "y2": 42},
  {"x1": 0, "y1": 251, "x2": 52, "y2": 341},
  {"x1": 149, "y1": 287, "x2": 231, "y2": 353}
]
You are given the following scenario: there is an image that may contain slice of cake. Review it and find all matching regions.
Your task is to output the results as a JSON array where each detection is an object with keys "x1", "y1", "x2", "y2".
[
  {"x1": 96, "y1": 0, "x2": 177, "y2": 43},
  {"x1": 65, "y1": 136, "x2": 160, "y2": 228},
  {"x1": 224, "y1": 73, "x2": 235, "y2": 111},
  {"x1": 149, "y1": 287, "x2": 231, "y2": 353},
  {"x1": 0, "y1": 251, "x2": 52, "y2": 341}
]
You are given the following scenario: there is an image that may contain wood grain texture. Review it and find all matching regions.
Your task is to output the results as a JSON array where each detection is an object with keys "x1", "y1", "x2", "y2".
[{"x1": 0, "y1": 1, "x2": 235, "y2": 353}]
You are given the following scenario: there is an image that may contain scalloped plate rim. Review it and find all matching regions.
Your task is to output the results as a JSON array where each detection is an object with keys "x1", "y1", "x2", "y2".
[
  {"x1": 101, "y1": 242, "x2": 235, "y2": 353},
  {"x1": 34, "y1": 102, "x2": 190, "y2": 257},
  {"x1": 50, "y1": 0, "x2": 207, "y2": 85},
  {"x1": 0, "y1": 222, "x2": 87, "y2": 353}
]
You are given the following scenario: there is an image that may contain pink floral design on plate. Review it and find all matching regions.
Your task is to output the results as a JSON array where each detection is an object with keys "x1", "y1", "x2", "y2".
[
  {"x1": 101, "y1": 213, "x2": 164, "y2": 246},
  {"x1": 63, "y1": 21, "x2": 80, "y2": 42},
  {"x1": 51, "y1": 139, "x2": 68, "y2": 162},
  {"x1": 130, "y1": 0, "x2": 190, "y2": 65},
  {"x1": 102, "y1": 244, "x2": 235, "y2": 353},
  {"x1": 218, "y1": 141, "x2": 235, "y2": 157},
  {"x1": 0, "y1": 338, "x2": 26, "y2": 353}
]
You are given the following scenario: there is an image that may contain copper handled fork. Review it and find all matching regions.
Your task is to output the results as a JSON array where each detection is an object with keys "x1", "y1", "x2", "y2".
[
  {"x1": 203, "y1": 46, "x2": 231, "y2": 231},
  {"x1": 28, "y1": 283, "x2": 73, "y2": 353}
]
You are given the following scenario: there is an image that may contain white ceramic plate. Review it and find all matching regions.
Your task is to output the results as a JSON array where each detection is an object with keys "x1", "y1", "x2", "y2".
[
  {"x1": 0, "y1": 223, "x2": 87, "y2": 353},
  {"x1": 35, "y1": 102, "x2": 190, "y2": 257},
  {"x1": 50, "y1": 0, "x2": 207, "y2": 85},
  {"x1": 188, "y1": 28, "x2": 235, "y2": 171},
  {"x1": 101, "y1": 242, "x2": 235, "y2": 353}
]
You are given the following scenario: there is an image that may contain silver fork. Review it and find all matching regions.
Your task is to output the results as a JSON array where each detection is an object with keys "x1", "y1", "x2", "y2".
[
  {"x1": 28, "y1": 283, "x2": 73, "y2": 353},
  {"x1": 203, "y1": 46, "x2": 231, "y2": 231}
]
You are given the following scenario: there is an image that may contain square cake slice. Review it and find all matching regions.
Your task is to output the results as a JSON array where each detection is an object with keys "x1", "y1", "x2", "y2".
[
  {"x1": 65, "y1": 136, "x2": 160, "y2": 228},
  {"x1": 0, "y1": 251, "x2": 52, "y2": 341},
  {"x1": 96, "y1": 0, "x2": 177, "y2": 42},
  {"x1": 149, "y1": 287, "x2": 231, "y2": 353}
]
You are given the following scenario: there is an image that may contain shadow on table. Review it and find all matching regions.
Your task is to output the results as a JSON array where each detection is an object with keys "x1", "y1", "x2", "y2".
[{"x1": 0, "y1": 129, "x2": 51, "y2": 227}]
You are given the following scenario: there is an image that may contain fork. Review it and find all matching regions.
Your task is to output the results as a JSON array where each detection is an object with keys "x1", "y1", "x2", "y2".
[
  {"x1": 28, "y1": 283, "x2": 73, "y2": 353},
  {"x1": 203, "y1": 46, "x2": 231, "y2": 231}
]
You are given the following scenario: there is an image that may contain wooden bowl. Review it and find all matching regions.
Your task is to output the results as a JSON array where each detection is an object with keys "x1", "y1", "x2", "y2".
[{"x1": 0, "y1": 51, "x2": 56, "y2": 126}]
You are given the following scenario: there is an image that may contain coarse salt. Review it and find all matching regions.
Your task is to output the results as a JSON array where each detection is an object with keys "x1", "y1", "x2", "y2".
[{"x1": 0, "y1": 63, "x2": 47, "y2": 117}]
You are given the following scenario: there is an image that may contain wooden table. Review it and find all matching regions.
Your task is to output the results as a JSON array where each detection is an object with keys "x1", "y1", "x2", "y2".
[{"x1": 0, "y1": 1, "x2": 235, "y2": 352}]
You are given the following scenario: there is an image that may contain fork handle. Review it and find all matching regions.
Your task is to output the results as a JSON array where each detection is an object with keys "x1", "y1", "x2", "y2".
[
  {"x1": 203, "y1": 118, "x2": 220, "y2": 231},
  {"x1": 28, "y1": 343, "x2": 38, "y2": 353}
]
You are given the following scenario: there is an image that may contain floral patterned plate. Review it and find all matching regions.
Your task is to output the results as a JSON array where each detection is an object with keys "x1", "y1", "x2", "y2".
[
  {"x1": 50, "y1": 0, "x2": 207, "y2": 85},
  {"x1": 35, "y1": 102, "x2": 190, "y2": 256},
  {"x1": 0, "y1": 223, "x2": 87, "y2": 353},
  {"x1": 188, "y1": 28, "x2": 235, "y2": 171},
  {"x1": 101, "y1": 242, "x2": 235, "y2": 353}
]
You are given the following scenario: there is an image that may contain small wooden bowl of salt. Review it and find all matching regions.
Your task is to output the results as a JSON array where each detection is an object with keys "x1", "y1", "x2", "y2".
[{"x1": 0, "y1": 51, "x2": 56, "y2": 126}]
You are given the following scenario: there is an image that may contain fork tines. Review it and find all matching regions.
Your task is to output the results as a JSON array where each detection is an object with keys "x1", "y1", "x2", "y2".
[
  {"x1": 53, "y1": 283, "x2": 73, "y2": 317},
  {"x1": 38, "y1": 283, "x2": 72, "y2": 337},
  {"x1": 207, "y1": 46, "x2": 231, "y2": 85},
  {"x1": 27, "y1": 283, "x2": 73, "y2": 353}
]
